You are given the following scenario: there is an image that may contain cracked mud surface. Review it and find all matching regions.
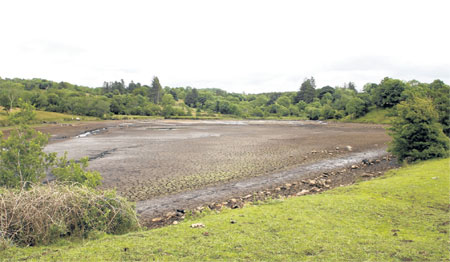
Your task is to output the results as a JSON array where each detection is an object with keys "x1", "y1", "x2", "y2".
[
  {"x1": 136, "y1": 149, "x2": 393, "y2": 217},
  {"x1": 44, "y1": 120, "x2": 392, "y2": 220}
]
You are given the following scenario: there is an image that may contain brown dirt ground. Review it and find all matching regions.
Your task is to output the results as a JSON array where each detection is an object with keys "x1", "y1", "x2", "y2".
[
  {"x1": 141, "y1": 155, "x2": 398, "y2": 228},
  {"x1": 42, "y1": 120, "x2": 392, "y2": 201}
]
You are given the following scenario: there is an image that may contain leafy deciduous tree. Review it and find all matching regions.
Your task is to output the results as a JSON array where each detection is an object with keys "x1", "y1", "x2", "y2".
[
  {"x1": 388, "y1": 95, "x2": 450, "y2": 162},
  {"x1": 373, "y1": 77, "x2": 406, "y2": 108}
]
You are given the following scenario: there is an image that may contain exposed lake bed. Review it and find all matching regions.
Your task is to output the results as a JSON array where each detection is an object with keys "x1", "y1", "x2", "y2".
[{"x1": 43, "y1": 120, "x2": 393, "y2": 222}]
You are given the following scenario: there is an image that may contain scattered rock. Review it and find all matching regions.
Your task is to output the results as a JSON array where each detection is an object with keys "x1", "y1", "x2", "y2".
[
  {"x1": 191, "y1": 223, "x2": 205, "y2": 228},
  {"x1": 335, "y1": 146, "x2": 340, "y2": 150},
  {"x1": 346, "y1": 145, "x2": 353, "y2": 151},
  {"x1": 310, "y1": 187, "x2": 320, "y2": 193},
  {"x1": 432, "y1": 177, "x2": 439, "y2": 180},
  {"x1": 243, "y1": 194, "x2": 252, "y2": 199},
  {"x1": 361, "y1": 173, "x2": 372, "y2": 178},
  {"x1": 308, "y1": 180, "x2": 317, "y2": 186},
  {"x1": 317, "y1": 179, "x2": 325, "y2": 187},
  {"x1": 296, "y1": 189, "x2": 309, "y2": 196},
  {"x1": 166, "y1": 212, "x2": 177, "y2": 218},
  {"x1": 285, "y1": 183, "x2": 292, "y2": 188},
  {"x1": 230, "y1": 220, "x2": 237, "y2": 224},
  {"x1": 152, "y1": 217, "x2": 163, "y2": 222},
  {"x1": 351, "y1": 165, "x2": 358, "y2": 169},
  {"x1": 173, "y1": 221, "x2": 178, "y2": 225}
]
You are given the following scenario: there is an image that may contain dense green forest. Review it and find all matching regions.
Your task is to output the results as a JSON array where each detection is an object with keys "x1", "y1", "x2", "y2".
[{"x1": 0, "y1": 76, "x2": 448, "y2": 134}]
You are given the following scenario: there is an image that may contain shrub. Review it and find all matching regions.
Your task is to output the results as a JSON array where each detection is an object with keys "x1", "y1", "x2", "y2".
[
  {"x1": 0, "y1": 126, "x2": 55, "y2": 189},
  {"x1": 320, "y1": 104, "x2": 335, "y2": 119},
  {"x1": 0, "y1": 183, "x2": 139, "y2": 247},
  {"x1": 0, "y1": 103, "x2": 103, "y2": 189},
  {"x1": 388, "y1": 95, "x2": 450, "y2": 162},
  {"x1": 52, "y1": 154, "x2": 102, "y2": 188},
  {"x1": 306, "y1": 106, "x2": 320, "y2": 120}
]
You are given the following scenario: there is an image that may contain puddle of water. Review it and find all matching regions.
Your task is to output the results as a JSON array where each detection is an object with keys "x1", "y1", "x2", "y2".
[{"x1": 75, "y1": 128, "x2": 107, "y2": 138}]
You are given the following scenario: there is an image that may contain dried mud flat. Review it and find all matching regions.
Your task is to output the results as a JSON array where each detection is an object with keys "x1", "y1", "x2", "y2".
[{"x1": 44, "y1": 120, "x2": 393, "y2": 223}]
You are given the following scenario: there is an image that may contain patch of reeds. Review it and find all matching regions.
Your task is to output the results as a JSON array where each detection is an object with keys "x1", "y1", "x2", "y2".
[{"x1": 0, "y1": 183, "x2": 139, "y2": 248}]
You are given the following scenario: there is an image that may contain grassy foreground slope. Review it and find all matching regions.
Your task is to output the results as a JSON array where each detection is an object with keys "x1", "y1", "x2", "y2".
[{"x1": 2, "y1": 159, "x2": 449, "y2": 261}]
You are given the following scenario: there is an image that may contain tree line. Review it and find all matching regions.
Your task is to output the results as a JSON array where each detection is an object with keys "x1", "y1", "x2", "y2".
[{"x1": 0, "y1": 76, "x2": 448, "y2": 135}]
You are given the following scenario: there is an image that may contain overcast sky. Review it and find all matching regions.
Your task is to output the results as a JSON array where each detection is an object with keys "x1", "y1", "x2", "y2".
[{"x1": 1, "y1": 0, "x2": 449, "y2": 93}]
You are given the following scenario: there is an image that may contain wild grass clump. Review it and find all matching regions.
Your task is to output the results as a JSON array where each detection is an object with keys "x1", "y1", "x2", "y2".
[{"x1": 0, "y1": 183, "x2": 139, "y2": 248}]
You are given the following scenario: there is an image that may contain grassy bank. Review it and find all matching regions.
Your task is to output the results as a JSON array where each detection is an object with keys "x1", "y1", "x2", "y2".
[
  {"x1": 1, "y1": 158, "x2": 449, "y2": 261},
  {"x1": 0, "y1": 109, "x2": 98, "y2": 127},
  {"x1": 344, "y1": 108, "x2": 395, "y2": 124}
]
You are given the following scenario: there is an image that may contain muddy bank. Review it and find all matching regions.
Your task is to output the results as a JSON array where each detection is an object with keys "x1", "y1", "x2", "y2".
[
  {"x1": 137, "y1": 149, "x2": 398, "y2": 227},
  {"x1": 44, "y1": 120, "x2": 391, "y2": 203},
  {"x1": 39, "y1": 119, "x2": 395, "y2": 227}
]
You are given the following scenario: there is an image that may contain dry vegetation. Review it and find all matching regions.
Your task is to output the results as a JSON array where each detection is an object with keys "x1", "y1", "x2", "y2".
[{"x1": 0, "y1": 183, "x2": 139, "y2": 248}]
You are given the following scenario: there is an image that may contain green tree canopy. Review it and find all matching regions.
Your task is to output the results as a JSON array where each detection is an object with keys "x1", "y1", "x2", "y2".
[
  {"x1": 388, "y1": 95, "x2": 450, "y2": 162},
  {"x1": 295, "y1": 77, "x2": 316, "y2": 104},
  {"x1": 149, "y1": 76, "x2": 163, "y2": 104},
  {"x1": 373, "y1": 77, "x2": 406, "y2": 108}
]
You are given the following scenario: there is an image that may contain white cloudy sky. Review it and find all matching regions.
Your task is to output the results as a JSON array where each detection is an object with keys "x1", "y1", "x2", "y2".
[{"x1": 1, "y1": 0, "x2": 449, "y2": 93}]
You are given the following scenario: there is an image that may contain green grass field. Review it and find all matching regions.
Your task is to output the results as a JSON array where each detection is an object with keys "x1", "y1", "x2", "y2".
[
  {"x1": 347, "y1": 108, "x2": 395, "y2": 124},
  {"x1": 1, "y1": 158, "x2": 449, "y2": 261},
  {"x1": 0, "y1": 108, "x2": 98, "y2": 124}
]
